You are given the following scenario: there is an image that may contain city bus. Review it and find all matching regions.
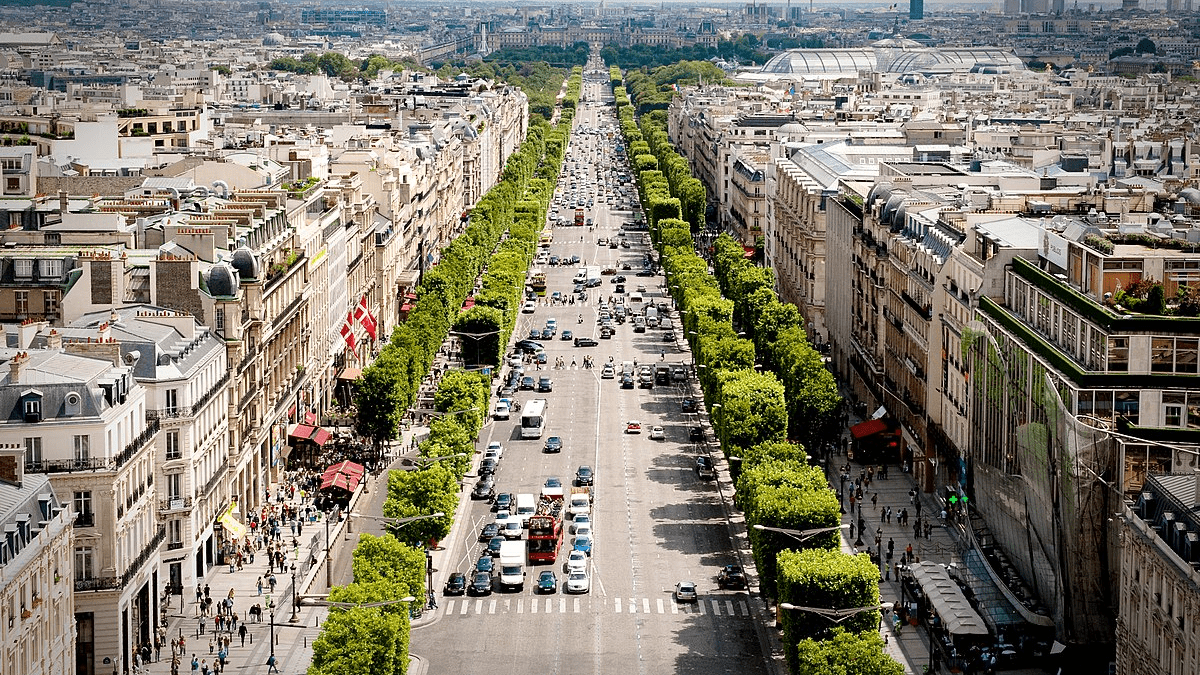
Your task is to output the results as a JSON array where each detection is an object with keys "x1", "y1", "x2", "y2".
[{"x1": 521, "y1": 399, "x2": 548, "y2": 439}]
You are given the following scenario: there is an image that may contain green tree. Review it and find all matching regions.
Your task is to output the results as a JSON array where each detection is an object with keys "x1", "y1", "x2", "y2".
[
  {"x1": 452, "y1": 307, "x2": 505, "y2": 367},
  {"x1": 793, "y1": 629, "x2": 904, "y2": 675},
  {"x1": 308, "y1": 606, "x2": 407, "y2": 675},
  {"x1": 350, "y1": 533, "x2": 427, "y2": 598},
  {"x1": 715, "y1": 370, "x2": 787, "y2": 453},
  {"x1": 383, "y1": 464, "x2": 459, "y2": 547},
  {"x1": 354, "y1": 350, "x2": 407, "y2": 458},
  {"x1": 777, "y1": 549, "x2": 882, "y2": 669}
]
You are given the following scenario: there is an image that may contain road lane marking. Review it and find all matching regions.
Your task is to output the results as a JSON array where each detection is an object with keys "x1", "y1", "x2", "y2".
[
  {"x1": 629, "y1": 598, "x2": 637, "y2": 613},
  {"x1": 697, "y1": 599, "x2": 705, "y2": 615},
  {"x1": 473, "y1": 599, "x2": 481, "y2": 614},
  {"x1": 615, "y1": 597, "x2": 622, "y2": 612},
  {"x1": 656, "y1": 598, "x2": 664, "y2": 614},
  {"x1": 740, "y1": 601, "x2": 750, "y2": 616},
  {"x1": 531, "y1": 597, "x2": 538, "y2": 613},
  {"x1": 517, "y1": 599, "x2": 523, "y2": 614},
  {"x1": 710, "y1": 600, "x2": 721, "y2": 616},
  {"x1": 643, "y1": 598, "x2": 651, "y2": 614},
  {"x1": 504, "y1": 599, "x2": 511, "y2": 613},
  {"x1": 574, "y1": 598, "x2": 580, "y2": 613},
  {"x1": 670, "y1": 599, "x2": 678, "y2": 614},
  {"x1": 725, "y1": 600, "x2": 735, "y2": 616},
  {"x1": 559, "y1": 598, "x2": 566, "y2": 613},
  {"x1": 445, "y1": 600, "x2": 455, "y2": 615},
  {"x1": 488, "y1": 599, "x2": 497, "y2": 614}
]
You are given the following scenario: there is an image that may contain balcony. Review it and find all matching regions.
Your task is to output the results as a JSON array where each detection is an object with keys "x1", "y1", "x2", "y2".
[
  {"x1": 167, "y1": 541, "x2": 185, "y2": 551},
  {"x1": 158, "y1": 496, "x2": 193, "y2": 514},
  {"x1": 114, "y1": 418, "x2": 161, "y2": 470},
  {"x1": 147, "y1": 373, "x2": 229, "y2": 422},
  {"x1": 25, "y1": 457, "x2": 110, "y2": 474},
  {"x1": 74, "y1": 576, "x2": 121, "y2": 593}
]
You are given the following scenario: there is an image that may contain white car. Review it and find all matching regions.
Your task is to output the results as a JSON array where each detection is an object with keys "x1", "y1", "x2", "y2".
[
  {"x1": 569, "y1": 514, "x2": 592, "y2": 534},
  {"x1": 601, "y1": 364, "x2": 615, "y2": 379},
  {"x1": 649, "y1": 426, "x2": 665, "y2": 440},
  {"x1": 494, "y1": 510, "x2": 513, "y2": 530},
  {"x1": 502, "y1": 519, "x2": 523, "y2": 540},
  {"x1": 565, "y1": 550, "x2": 588, "y2": 574},
  {"x1": 522, "y1": 301, "x2": 536, "y2": 313},
  {"x1": 674, "y1": 581, "x2": 698, "y2": 603},
  {"x1": 486, "y1": 441, "x2": 504, "y2": 459},
  {"x1": 494, "y1": 401, "x2": 511, "y2": 420},
  {"x1": 572, "y1": 523, "x2": 592, "y2": 539},
  {"x1": 566, "y1": 570, "x2": 590, "y2": 594}
]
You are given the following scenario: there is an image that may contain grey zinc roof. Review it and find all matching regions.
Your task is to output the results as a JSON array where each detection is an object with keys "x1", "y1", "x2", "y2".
[{"x1": 0, "y1": 350, "x2": 117, "y2": 422}]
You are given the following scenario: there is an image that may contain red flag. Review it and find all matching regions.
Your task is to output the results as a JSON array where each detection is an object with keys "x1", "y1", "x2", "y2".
[
  {"x1": 354, "y1": 295, "x2": 377, "y2": 341},
  {"x1": 340, "y1": 311, "x2": 357, "y2": 351}
]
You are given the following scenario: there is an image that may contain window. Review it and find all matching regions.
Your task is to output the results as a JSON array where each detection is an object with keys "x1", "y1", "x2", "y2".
[
  {"x1": 1165, "y1": 404, "x2": 1183, "y2": 427},
  {"x1": 39, "y1": 259, "x2": 62, "y2": 278},
  {"x1": 73, "y1": 435, "x2": 90, "y2": 462},
  {"x1": 13, "y1": 258, "x2": 31, "y2": 277},
  {"x1": 165, "y1": 430, "x2": 181, "y2": 460},
  {"x1": 165, "y1": 388, "x2": 179, "y2": 415},
  {"x1": 23, "y1": 398, "x2": 40, "y2": 418},
  {"x1": 64, "y1": 392, "x2": 80, "y2": 415},
  {"x1": 14, "y1": 290, "x2": 28, "y2": 315},
  {"x1": 214, "y1": 308, "x2": 225, "y2": 332},
  {"x1": 166, "y1": 473, "x2": 182, "y2": 500},
  {"x1": 74, "y1": 547, "x2": 94, "y2": 581},
  {"x1": 169, "y1": 519, "x2": 183, "y2": 544},
  {"x1": 74, "y1": 491, "x2": 92, "y2": 517},
  {"x1": 1108, "y1": 337, "x2": 1129, "y2": 372},
  {"x1": 43, "y1": 290, "x2": 58, "y2": 315},
  {"x1": 23, "y1": 437, "x2": 41, "y2": 463},
  {"x1": 5, "y1": 177, "x2": 19, "y2": 193}
]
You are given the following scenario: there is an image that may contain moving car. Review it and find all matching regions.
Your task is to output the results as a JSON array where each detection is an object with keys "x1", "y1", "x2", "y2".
[
  {"x1": 561, "y1": 330, "x2": 574, "y2": 341},
  {"x1": 475, "y1": 555, "x2": 494, "y2": 573},
  {"x1": 566, "y1": 571, "x2": 590, "y2": 594},
  {"x1": 486, "y1": 441, "x2": 504, "y2": 459},
  {"x1": 717, "y1": 565, "x2": 748, "y2": 590},
  {"x1": 574, "y1": 336, "x2": 598, "y2": 347},
  {"x1": 572, "y1": 535, "x2": 594, "y2": 556},
  {"x1": 565, "y1": 550, "x2": 589, "y2": 574},
  {"x1": 502, "y1": 519, "x2": 523, "y2": 540},
  {"x1": 575, "y1": 465, "x2": 594, "y2": 486},
  {"x1": 478, "y1": 523, "x2": 499, "y2": 541},
  {"x1": 569, "y1": 513, "x2": 591, "y2": 534},
  {"x1": 649, "y1": 426, "x2": 665, "y2": 440},
  {"x1": 601, "y1": 363, "x2": 615, "y2": 378},
  {"x1": 469, "y1": 572, "x2": 494, "y2": 596},
  {"x1": 540, "y1": 328, "x2": 554, "y2": 340},
  {"x1": 674, "y1": 581, "x2": 698, "y2": 602},
  {"x1": 522, "y1": 301, "x2": 536, "y2": 313},
  {"x1": 696, "y1": 456, "x2": 716, "y2": 480},
  {"x1": 516, "y1": 340, "x2": 544, "y2": 353},
  {"x1": 537, "y1": 376, "x2": 554, "y2": 392},
  {"x1": 544, "y1": 436, "x2": 564, "y2": 453},
  {"x1": 493, "y1": 492, "x2": 513, "y2": 511},
  {"x1": 444, "y1": 572, "x2": 467, "y2": 596},
  {"x1": 486, "y1": 536, "x2": 504, "y2": 557},
  {"x1": 620, "y1": 373, "x2": 635, "y2": 388},
  {"x1": 520, "y1": 376, "x2": 535, "y2": 390},
  {"x1": 625, "y1": 420, "x2": 642, "y2": 433},
  {"x1": 536, "y1": 570, "x2": 558, "y2": 594}
]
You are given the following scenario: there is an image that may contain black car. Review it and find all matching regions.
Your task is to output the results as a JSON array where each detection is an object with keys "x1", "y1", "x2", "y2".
[
  {"x1": 615, "y1": 284, "x2": 625, "y2": 294},
  {"x1": 478, "y1": 522, "x2": 499, "y2": 541},
  {"x1": 493, "y1": 492, "x2": 514, "y2": 512},
  {"x1": 621, "y1": 373, "x2": 635, "y2": 388},
  {"x1": 516, "y1": 340, "x2": 544, "y2": 353},
  {"x1": 475, "y1": 555, "x2": 495, "y2": 573},
  {"x1": 689, "y1": 426, "x2": 705, "y2": 443},
  {"x1": 536, "y1": 570, "x2": 558, "y2": 594},
  {"x1": 540, "y1": 328, "x2": 554, "y2": 340},
  {"x1": 486, "y1": 536, "x2": 504, "y2": 556},
  {"x1": 636, "y1": 268, "x2": 655, "y2": 277},
  {"x1": 611, "y1": 275, "x2": 626, "y2": 283},
  {"x1": 520, "y1": 376, "x2": 536, "y2": 390},
  {"x1": 479, "y1": 458, "x2": 498, "y2": 477},
  {"x1": 575, "y1": 465, "x2": 594, "y2": 486},
  {"x1": 682, "y1": 398, "x2": 699, "y2": 414},
  {"x1": 538, "y1": 376, "x2": 553, "y2": 392},
  {"x1": 717, "y1": 565, "x2": 748, "y2": 590},
  {"x1": 469, "y1": 571, "x2": 494, "y2": 596},
  {"x1": 696, "y1": 456, "x2": 716, "y2": 480},
  {"x1": 528, "y1": 329, "x2": 541, "y2": 339},
  {"x1": 570, "y1": 255, "x2": 581, "y2": 264},
  {"x1": 544, "y1": 436, "x2": 564, "y2": 453},
  {"x1": 574, "y1": 336, "x2": 598, "y2": 347},
  {"x1": 444, "y1": 572, "x2": 467, "y2": 596},
  {"x1": 471, "y1": 478, "x2": 496, "y2": 501},
  {"x1": 549, "y1": 256, "x2": 560, "y2": 266}
]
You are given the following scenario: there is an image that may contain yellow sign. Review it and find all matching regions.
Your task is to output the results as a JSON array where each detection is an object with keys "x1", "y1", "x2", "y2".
[{"x1": 219, "y1": 502, "x2": 247, "y2": 540}]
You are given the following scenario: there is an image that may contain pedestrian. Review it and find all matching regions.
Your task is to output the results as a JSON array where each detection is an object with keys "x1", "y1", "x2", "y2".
[
  {"x1": 905, "y1": 542, "x2": 913, "y2": 561},
  {"x1": 198, "y1": 617, "x2": 205, "y2": 635},
  {"x1": 256, "y1": 577, "x2": 263, "y2": 596},
  {"x1": 238, "y1": 624, "x2": 247, "y2": 647},
  {"x1": 209, "y1": 638, "x2": 214, "y2": 654},
  {"x1": 192, "y1": 655, "x2": 199, "y2": 672},
  {"x1": 886, "y1": 507, "x2": 892, "y2": 524},
  {"x1": 155, "y1": 638, "x2": 162, "y2": 662},
  {"x1": 880, "y1": 507, "x2": 886, "y2": 523},
  {"x1": 871, "y1": 492, "x2": 878, "y2": 508},
  {"x1": 914, "y1": 520, "x2": 921, "y2": 539},
  {"x1": 201, "y1": 660, "x2": 209, "y2": 675},
  {"x1": 267, "y1": 654, "x2": 279, "y2": 674},
  {"x1": 925, "y1": 521, "x2": 932, "y2": 539},
  {"x1": 849, "y1": 493, "x2": 855, "y2": 514},
  {"x1": 887, "y1": 537, "x2": 895, "y2": 557},
  {"x1": 204, "y1": 584, "x2": 211, "y2": 599}
]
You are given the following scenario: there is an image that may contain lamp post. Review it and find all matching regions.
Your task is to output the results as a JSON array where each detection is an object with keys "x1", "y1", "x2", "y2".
[
  {"x1": 752, "y1": 523, "x2": 850, "y2": 544},
  {"x1": 289, "y1": 563, "x2": 299, "y2": 623},
  {"x1": 305, "y1": 596, "x2": 417, "y2": 609},
  {"x1": 411, "y1": 453, "x2": 468, "y2": 470},
  {"x1": 267, "y1": 596, "x2": 276, "y2": 658},
  {"x1": 778, "y1": 601, "x2": 889, "y2": 623}
]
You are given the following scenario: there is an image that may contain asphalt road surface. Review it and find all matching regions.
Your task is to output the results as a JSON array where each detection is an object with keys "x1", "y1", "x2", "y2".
[{"x1": 412, "y1": 63, "x2": 769, "y2": 675}]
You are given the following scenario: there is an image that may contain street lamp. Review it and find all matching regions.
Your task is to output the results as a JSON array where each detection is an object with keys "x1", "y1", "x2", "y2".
[
  {"x1": 305, "y1": 595, "x2": 417, "y2": 609},
  {"x1": 411, "y1": 453, "x2": 468, "y2": 469},
  {"x1": 778, "y1": 601, "x2": 889, "y2": 623},
  {"x1": 752, "y1": 523, "x2": 850, "y2": 544}
]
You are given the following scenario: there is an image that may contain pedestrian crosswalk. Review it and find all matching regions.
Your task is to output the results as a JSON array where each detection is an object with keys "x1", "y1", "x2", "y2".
[{"x1": 440, "y1": 596, "x2": 752, "y2": 618}]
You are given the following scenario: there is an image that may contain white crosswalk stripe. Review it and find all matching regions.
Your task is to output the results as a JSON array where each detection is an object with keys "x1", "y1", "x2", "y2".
[{"x1": 439, "y1": 595, "x2": 754, "y2": 618}]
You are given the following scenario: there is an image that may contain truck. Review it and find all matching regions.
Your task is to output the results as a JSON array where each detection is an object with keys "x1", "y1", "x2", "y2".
[
  {"x1": 498, "y1": 540, "x2": 526, "y2": 590},
  {"x1": 585, "y1": 266, "x2": 602, "y2": 288},
  {"x1": 645, "y1": 305, "x2": 659, "y2": 328},
  {"x1": 515, "y1": 493, "x2": 537, "y2": 527},
  {"x1": 527, "y1": 495, "x2": 565, "y2": 563},
  {"x1": 568, "y1": 487, "x2": 592, "y2": 518}
]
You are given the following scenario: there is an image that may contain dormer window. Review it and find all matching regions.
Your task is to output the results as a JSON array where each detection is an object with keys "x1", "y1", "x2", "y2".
[
  {"x1": 64, "y1": 392, "x2": 80, "y2": 416},
  {"x1": 39, "y1": 259, "x2": 62, "y2": 279},
  {"x1": 13, "y1": 259, "x2": 31, "y2": 278},
  {"x1": 20, "y1": 390, "x2": 42, "y2": 422}
]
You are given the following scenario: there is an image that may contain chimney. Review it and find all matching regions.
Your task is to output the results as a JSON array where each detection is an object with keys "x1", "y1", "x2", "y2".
[
  {"x1": 46, "y1": 329, "x2": 61, "y2": 350},
  {"x1": 58, "y1": 190, "x2": 68, "y2": 214},
  {"x1": 8, "y1": 351, "x2": 29, "y2": 384}
]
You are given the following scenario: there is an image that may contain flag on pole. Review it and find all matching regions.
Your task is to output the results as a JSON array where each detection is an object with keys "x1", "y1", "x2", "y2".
[
  {"x1": 354, "y1": 295, "x2": 377, "y2": 341},
  {"x1": 340, "y1": 311, "x2": 357, "y2": 352}
]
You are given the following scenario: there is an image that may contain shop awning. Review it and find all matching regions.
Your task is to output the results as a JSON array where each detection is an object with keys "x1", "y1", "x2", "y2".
[
  {"x1": 400, "y1": 303, "x2": 413, "y2": 312},
  {"x1": 851, "y1": 418, "x2": 888, "y2": 440},
  {"x1": 462, "y1": 297, "x2": 476, "y2": 310},
  {"x1": 311, "y1": 428, "x2": 331, "y2": 446},
  {"x1": 288, "y1": 424, "x2": 332, "y2": 446},
  {"x1": 337, "y1": 368, "x2": 362, "y2": 381},
  {"x1": 303, "y1": 411, "x2": 317, "y2": 425},
  {"x1": 742, "y1": 246, "x2": 755, "y2": 258},
  {"x1": 908, "y1": 562, "x2": 989, "y2": 637},
  {"x1": 321, "y1": 460, "x2": 365, "y2": 492}
]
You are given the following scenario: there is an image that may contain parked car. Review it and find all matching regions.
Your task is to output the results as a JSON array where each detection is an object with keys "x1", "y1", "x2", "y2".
[
  {"x1": 689, "y1": 426, "x2": 705, "y2": 442},
  {"x1": 682, "y1": 398, "x2": 699, "y2": 414}
]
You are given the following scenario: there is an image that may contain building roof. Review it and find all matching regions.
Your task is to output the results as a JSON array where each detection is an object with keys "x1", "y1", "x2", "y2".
[{"x1": 744, "y1": 40, "x2": 1025, "y2": 82}]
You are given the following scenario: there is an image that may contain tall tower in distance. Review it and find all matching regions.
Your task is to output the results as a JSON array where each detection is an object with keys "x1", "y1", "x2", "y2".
[{"x1": 910, "y1": 0, "x2": 924, "y2": 19}]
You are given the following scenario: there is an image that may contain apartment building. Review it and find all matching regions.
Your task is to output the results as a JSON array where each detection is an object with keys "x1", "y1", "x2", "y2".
[
  {"x1": 47, "y1": 307, "x2": 229, "y2": 600},
  {"x1": 1, "y1": 335, "x2": 161, "y2": 675},
  {"x1": 1117, "y1": 473, "x2": 1200, "y2": 675},
  {"x1": 0, "y1": 455, "x2": 74, "y2": 675}
]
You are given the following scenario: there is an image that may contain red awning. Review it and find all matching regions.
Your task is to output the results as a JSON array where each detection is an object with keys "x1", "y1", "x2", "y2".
[
  {"x1": 462, "y1": 297, "x2": 476, "y2": 310},
  {"x1": 850, "y1": 419, "x2": 888, "y2": 440},
  {"x1": 311, "y1": 428, "x2": 331, "y2": 446},
  {"x1": 400, "y1": 303, "x2": 413, "y2": 312},
  {"x1": 288, "y1": 424, "x2": 315, "y2": 440},
  {"x1": 742, "y1": 246, "x2": 755, "y2": 258},
  {"x1": 320, "y1": 460, "x2": 365, "y2": 492},
  {"x1": 337, "y1": 368, "x2": 362, "y2": 381},
  {"x1": 303, "y1": 411, "x2": 317, "y2": 425},
  {"x1": 404, "y1": 293, "x2": 417, "y2": 300}
]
